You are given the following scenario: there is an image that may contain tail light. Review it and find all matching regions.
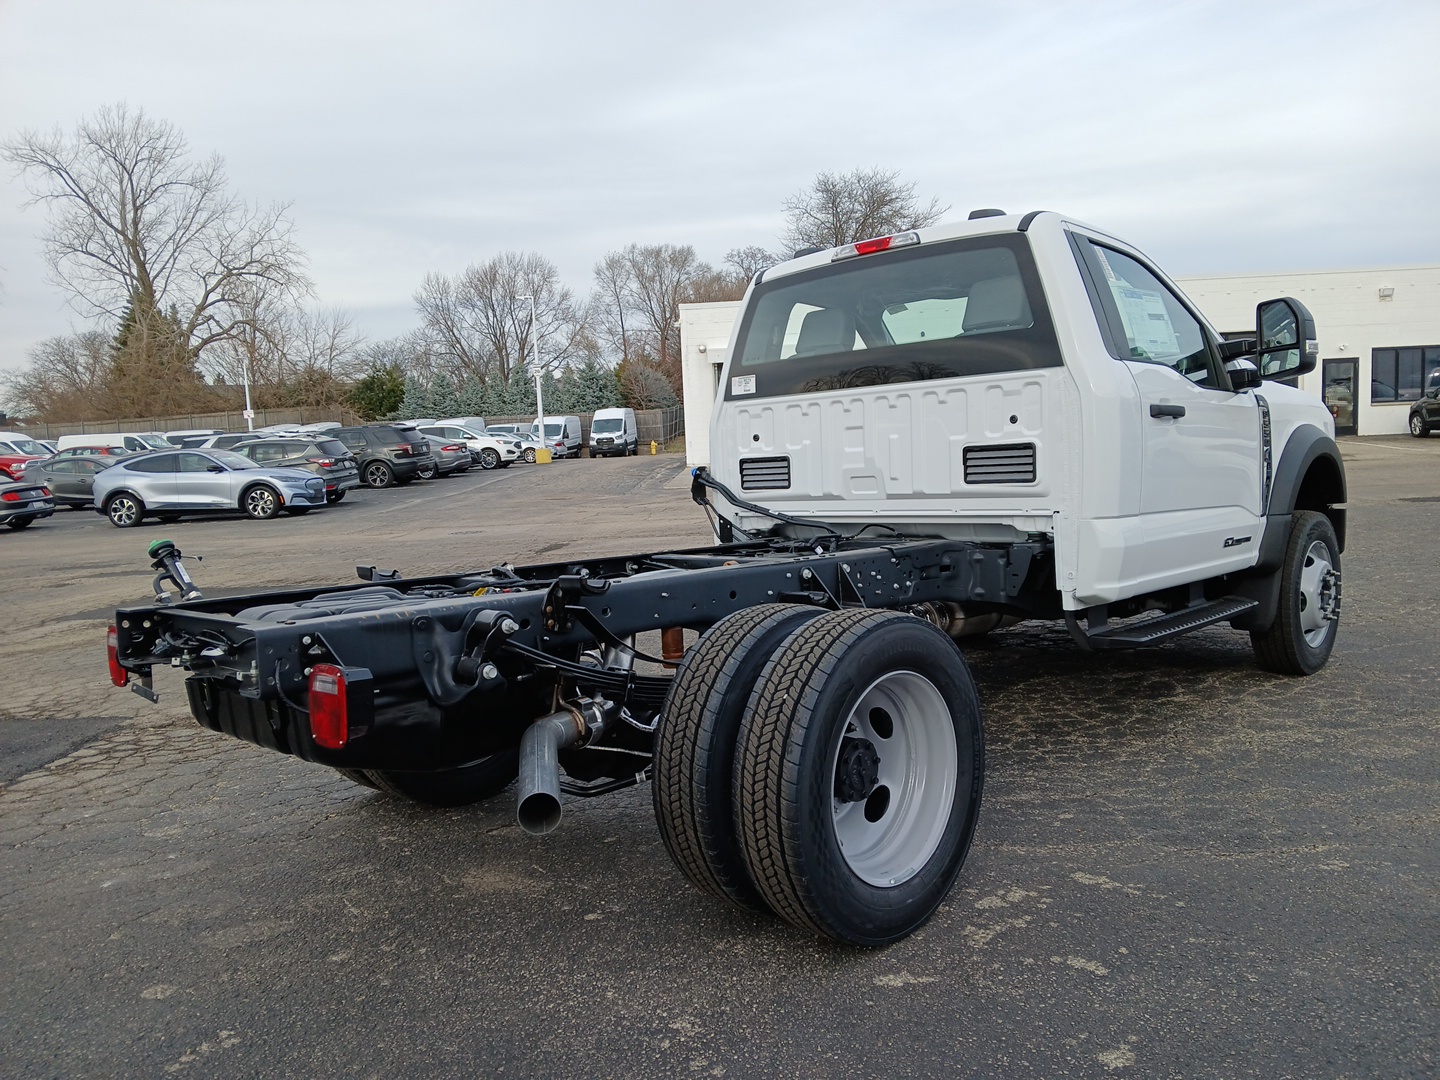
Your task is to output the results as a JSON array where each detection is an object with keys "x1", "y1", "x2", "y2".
[
  {"x1": 107, "y1": 626, "x2": 129, "y2": 687},
  {"x1": 0, "y1": 491, "x2": 18, "y2": 502},
  {"x1": 442, "y1": 443, "x2": 464, "y2": 453},
  {"x1": 309, "y1": 663, "x2": 349, "y2": 749},
  {"x1": 307, "y1": 457, "x2": 336, "y2": 467}
]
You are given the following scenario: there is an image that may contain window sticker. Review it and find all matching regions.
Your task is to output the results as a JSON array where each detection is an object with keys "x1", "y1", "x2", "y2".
[
  {"x1": 1114, "y1": 285, "x2": 1180, "y2": 359},
  {"x1": 731, "y1": 374, "x2": 756, "y2": 395}
]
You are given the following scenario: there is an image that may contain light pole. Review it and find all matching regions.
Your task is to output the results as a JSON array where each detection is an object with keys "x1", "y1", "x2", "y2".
[{"x1": 519, "y1": 294, "x2": 545, "y2": 459}]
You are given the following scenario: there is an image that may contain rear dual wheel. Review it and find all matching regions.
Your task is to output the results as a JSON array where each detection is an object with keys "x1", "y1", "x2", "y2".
[{"x1": 654, "y1": 607, "x2": 984, "y2": 945}]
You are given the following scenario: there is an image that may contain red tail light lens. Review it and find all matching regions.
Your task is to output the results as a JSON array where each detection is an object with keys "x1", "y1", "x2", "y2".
[
  {"x1": 0, "y1": 491, "x2": 18, "y2": 502},
  {"x1": 309, "y1": 663, "x2": 349, "y2": 749},
  {"x1": 107, "y1": 625, "x2": 129, "y2": 687},
  {"x1": 442, "y1": 443, "x2": 464, "y2": 453},
  {"x1": 306, "y1": 457, "x2": 336, "y2": 467},
  {"x1": 832, "y1": 231, "x2": 920, "y2": 261}
]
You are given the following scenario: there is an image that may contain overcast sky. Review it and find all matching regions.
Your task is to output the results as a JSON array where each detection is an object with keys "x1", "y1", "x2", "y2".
[{"x1": 1, "y1": 0, "x2": 1437, "y2": 376}]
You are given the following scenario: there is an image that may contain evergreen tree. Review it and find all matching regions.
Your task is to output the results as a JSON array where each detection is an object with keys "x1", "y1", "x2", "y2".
[
  {"x1": 429, "y1": 372, "x2": 460, "y2": 417},
  {"x1": 457, "y1": 377, "x2": 487, "y2": 417},
  {"x1": 349, "y1": 364, "x2": 405, "y2": 421},
  {"x1": 398, "y1": 373, "x2": 432, "y2": 419},
  {"x1": 564, "y1": 355, "x2": 622, "y2": 412}
]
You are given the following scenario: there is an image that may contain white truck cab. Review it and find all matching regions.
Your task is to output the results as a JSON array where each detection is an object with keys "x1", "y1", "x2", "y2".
[{"x1": 709, "y1": 210, "x2": 1344, "y2": 673}]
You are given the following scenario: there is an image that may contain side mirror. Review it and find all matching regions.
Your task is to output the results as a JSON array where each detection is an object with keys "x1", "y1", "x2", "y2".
[
  {"x1": 1255, "y1": 297, "x2": 1318, "y2": 378},
  {"x1": 206, "y1": 465, "x2": 224, "y2": 473}
]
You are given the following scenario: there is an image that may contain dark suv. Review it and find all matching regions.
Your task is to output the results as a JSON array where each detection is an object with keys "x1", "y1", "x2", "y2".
[
  {"x1": 232, "y1": 437, "x2": 362, "y2": 503},
  {"x1": 333, "y1": 425, "x2": 435, "y2": 488}
]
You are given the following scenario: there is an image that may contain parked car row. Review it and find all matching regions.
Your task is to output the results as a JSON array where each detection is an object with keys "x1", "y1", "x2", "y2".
[{"x1": 2, "y1": 412, "x2": 645, "y2": 531}]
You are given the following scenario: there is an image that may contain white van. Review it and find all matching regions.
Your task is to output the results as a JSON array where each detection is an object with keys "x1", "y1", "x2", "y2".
[
  {"x1": 531, "y1": 415, "x2": 583, "y2": 459},
  {"x1": 588, "y1": 407, "x2": 638, "y2": 457},
  {"x1": 57, "y1": 431, "x2": 172, "y2": 454}
]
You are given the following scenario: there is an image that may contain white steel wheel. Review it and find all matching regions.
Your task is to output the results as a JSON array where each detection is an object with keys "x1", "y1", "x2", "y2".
[
  {"x1": 1296, "y1": 539, "x2": 1340, "y2": 649},
  {"x1": 1252, "y1": 510, "x2": 1341, "y2": 675},
  {"x1": 735, "y1": 608, "x2": 984, "y2": 946},
  {"x1": 829, "y1": 670, "x2": 956, "y2": 887}
]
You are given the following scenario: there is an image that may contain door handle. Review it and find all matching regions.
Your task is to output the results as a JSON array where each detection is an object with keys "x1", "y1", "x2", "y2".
[{"x1": 1150, "y1": 404, "x2": 1186, "y2": 419}]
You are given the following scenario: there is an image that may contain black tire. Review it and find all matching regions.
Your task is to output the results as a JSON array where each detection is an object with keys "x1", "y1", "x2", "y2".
[
  {"x1": 242, "y1": 484, "x2": 281, "y2": 520},
  {"x1": 478, "y1": 447, "x2": 500, "y2": 470},
  {"x1": 1251, "y1": 510, "x2": 1342, "y2": 675},
  {"x1": 332, "y1": 767, "x2": 380, "y2": 790},
  {"x1": 1410, "y1": 413, "x2": 1430, "y2": 438},
  {"x1": 497, "y1": 461, "x2": 511, "y2": 468},
  {"x1": 734, "y1": 609, "x2": 984, "y2": 946},
  {"x1": 106, "y1": 493, "x2": 145, "y2": 528},
  {"x1": 157, "y1": 514, "x2": 180, "y2": 524},
  {"x1": 365, "y1": 751, "x2": 520, "y2": 808},
  {"x1": 417, "y1": 462, "x2": 437, "y2": 480},
  {"x1": 326, "y1": 490, "x2": 347, "y2": 504},
  {"x1": 7, "y1": 517, "x2": 34, "y2": 530},
  {"x1": 363, "y1": 461, "x2": 394, "y2": 489},
  {"x1": 653, "y1": 604, "x2": 826, "y2": 912},
  {"x1": 285, "y1": 506, "x2": 311, "y2": 516},
  {"x1": 588, "y1": 450, "x2": 597, "y2": 458}
]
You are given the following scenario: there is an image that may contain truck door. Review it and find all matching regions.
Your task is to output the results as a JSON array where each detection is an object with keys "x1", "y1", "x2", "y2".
[{"x1": 1073, "y1": 237, "x2": 1264, "y2": 592}]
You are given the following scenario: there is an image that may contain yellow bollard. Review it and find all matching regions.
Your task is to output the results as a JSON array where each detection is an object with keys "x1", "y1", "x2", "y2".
[
  {"x1": 536, "y1": 447, "x2": 553, "y2": 464},
  {"x1": 650, "y1": 440, "x2": 658, "y2": 455}
]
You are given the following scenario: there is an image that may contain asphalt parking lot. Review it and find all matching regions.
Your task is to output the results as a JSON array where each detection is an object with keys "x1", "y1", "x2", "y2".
[{"x1": 1, "y1": 441, "x2": 1436, "y2": 1078}]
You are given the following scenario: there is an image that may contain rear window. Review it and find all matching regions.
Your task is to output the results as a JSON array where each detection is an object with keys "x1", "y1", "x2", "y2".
[
  {"x1": 391, "y1": 428, "x2": 425, "y2": 446},
  {"x1": 728, "y1": 233, "x2": 1060, "y2": 400},
  {"x1": 316, "y1": 439, "x2": 348, "y2": 456}
]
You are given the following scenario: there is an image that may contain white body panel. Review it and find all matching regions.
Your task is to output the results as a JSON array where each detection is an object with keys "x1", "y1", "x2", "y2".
[{"x1": 710, "y1": 211, "x2": 1333, "y2": 613}]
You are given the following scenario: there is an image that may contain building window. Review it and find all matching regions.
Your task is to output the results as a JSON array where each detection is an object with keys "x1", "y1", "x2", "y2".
[{"x1": 1371, "y1": 346, "x2": 1440, "y2": 403}]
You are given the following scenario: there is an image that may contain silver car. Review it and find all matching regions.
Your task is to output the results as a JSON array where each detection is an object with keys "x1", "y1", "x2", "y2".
[{"x1": 93, "y1": 448, "x2": 328, "y2": 528}]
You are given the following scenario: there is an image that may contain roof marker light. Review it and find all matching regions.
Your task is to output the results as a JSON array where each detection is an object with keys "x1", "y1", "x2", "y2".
[{"x1": 832, "y1": 231, "x2": 921, "y2": 262}]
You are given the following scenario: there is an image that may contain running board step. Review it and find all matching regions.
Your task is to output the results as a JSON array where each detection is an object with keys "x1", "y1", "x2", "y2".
[{"x1": 1078, "y1": 597, "x2": 1258, "y2": 649}]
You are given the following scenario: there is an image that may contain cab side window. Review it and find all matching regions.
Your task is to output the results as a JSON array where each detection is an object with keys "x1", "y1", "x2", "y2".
[{"x1": 1076, "y1": 240, "x2": 1221, "y2": 388}]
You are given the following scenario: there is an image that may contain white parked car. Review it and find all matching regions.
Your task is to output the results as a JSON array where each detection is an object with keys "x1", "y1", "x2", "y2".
[{"x1": 416, "y1": 424, "x2": 520, "y2": 470}]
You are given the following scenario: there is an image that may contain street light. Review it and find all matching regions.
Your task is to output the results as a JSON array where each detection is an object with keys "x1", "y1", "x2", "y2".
[{"x1": 519, "y1": 294, "x2": 545, "y2": 460}]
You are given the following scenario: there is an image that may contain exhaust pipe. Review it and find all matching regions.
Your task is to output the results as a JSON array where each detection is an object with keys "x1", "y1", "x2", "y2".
[{"x1": 516, "y1": 710, "x2": 585, "y2": 835}]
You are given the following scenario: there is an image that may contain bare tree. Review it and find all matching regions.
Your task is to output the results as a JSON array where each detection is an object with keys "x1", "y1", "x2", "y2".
[
  {"x1": 779, "y1": 167, "x2": 948, "y2": 254},
  {"x1": 2, "y1": 104, "x2": 310, "y2": 372},
  {"x1": 589, "y1": 244, "x2": 744, "y2": 392},
  {"x1": 725, "y1": 245, "x2": 777, "y2": 281},
  {"x1": 414, "y1": 251, "x2": 586, "y2": 388},
  {"x1": 1, "y1": 332, "x2": 112, "y2": 420}
]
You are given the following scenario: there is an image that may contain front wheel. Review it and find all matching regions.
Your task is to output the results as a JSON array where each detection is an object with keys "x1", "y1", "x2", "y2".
[
  {"x1": 478, "y1": 448, "x2": 500, "y2": 470},
  {"x1": 1410, "y1": 413, "x2": 1430, "y2": 438},
  {"x1": 1251, "y1": 510, "x2": 1341, "y2": 675},
  {"x1": 366, "y1": 751, "x2": 520, "y2": 807},
  {"x1": 523, "y1": 448, "x2": 536, "y2": 464},
  {"x1": 106, "y1": 493, "x2": 145, "y2": 528},
  {"x1": 735, "y1": 609, "x2": 984, "y2": 946},
  {"x1": 285, "y1": 506, "x2": 311, "y2": 516},
  {"x1": 326, "y1": 490, "x2": 347, "y2": 504},
  {"x1": 242, "y1": 485, "x2": 281, "y2": 520}
]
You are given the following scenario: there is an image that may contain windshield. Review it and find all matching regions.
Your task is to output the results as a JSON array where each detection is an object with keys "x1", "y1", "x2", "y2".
[
  {"x1": 728, "y1": 234, "x2": 1060, "y2": 399},
  {"x1": 135, "y1": 434, "x2": 172, "y2": 450},
  {"x1": 592, "y1": 419, "x2": 624, "y2": 433},
  {"x1": 2, "y1": 437, "x2": 46, "y2": 455},
  {"x1": 209, "y1": 450, "x2": 264, "y2": 470}
]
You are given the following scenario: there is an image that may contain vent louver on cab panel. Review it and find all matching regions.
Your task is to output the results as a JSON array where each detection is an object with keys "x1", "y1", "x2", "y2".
[
  {"x1": 740, "y1": 455, "x2": 791, "y2": 490},
  {"x1": 963, "y1": 442, "x2": 1036, "y2": 485}
]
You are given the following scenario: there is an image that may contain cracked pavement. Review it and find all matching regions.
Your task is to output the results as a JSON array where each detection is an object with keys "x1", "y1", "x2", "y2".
[{"x1": 1, "y1": 444, "x2": 1436, "y2": 1078}]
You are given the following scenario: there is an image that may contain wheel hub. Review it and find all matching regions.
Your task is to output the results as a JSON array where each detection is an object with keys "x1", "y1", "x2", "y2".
[{"x1": 834, "y1": 737, "x2": 880, "y2": 803}]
